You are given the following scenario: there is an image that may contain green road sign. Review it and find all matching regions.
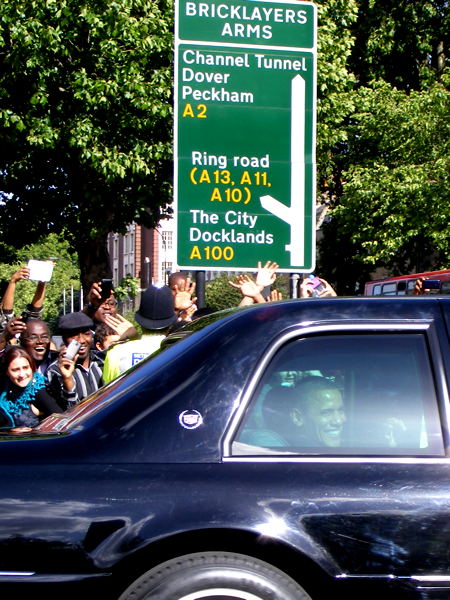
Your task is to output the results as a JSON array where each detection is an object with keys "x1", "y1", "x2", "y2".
[{"x1": 174, "y1": 0, "x2": 317, "y2": 272}]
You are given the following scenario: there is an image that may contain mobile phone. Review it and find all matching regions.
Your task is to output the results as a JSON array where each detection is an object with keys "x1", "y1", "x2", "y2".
[
  {"x1": 100, "y1": 279, "x2": 114, "y2": 301},
  {"x1": 307, "y1": 275, "x2": 326, "y2": 296},
  {"x1": 65, "y1": 339, "x2": 81, "y2": 360},
  {"x1": 423, "y1": 279, "x2": 441, "y2": 290}
]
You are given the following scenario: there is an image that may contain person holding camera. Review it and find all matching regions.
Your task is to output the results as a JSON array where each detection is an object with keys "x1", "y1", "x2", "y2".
[
  {"x1": 299, "y1": 275, "x2": 337, "y2": 298},
  {"x1": 83, "y1": 279, "x2": 137, "y2": 341},
  {"x1": 0, "y1": 315, "x2": 58, "y2": 377},
  {"x1": 46, "y1": 312, "x2": 104, "y2": 410}
]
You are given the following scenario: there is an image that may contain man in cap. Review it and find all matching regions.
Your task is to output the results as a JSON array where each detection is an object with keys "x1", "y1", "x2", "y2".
[
  {"x1": 46, "y1": 311, "x2": 104, "y2": 409},
  {"x1": 102, "y1": 285, "x2": 177, "y2": 384}
]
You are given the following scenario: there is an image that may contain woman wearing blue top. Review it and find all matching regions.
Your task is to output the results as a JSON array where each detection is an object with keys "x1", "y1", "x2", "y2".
[{"x1": 0, "y1": 347, "x2": 62, "y2": 431}]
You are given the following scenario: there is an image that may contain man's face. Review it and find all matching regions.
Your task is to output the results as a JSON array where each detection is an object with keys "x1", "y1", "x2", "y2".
[
  {"x1": 94, "y1": 296, "x2": 118, "y2": 323},
  {"x1": 22, "y1": 321, "x2": 51, "y2": 362},
  {"x1": 64, "y1": 328, "x2": 93, "y2": 360},
  {"x1": 305, "y1": 388, "x2": 346, "y2": 447}
]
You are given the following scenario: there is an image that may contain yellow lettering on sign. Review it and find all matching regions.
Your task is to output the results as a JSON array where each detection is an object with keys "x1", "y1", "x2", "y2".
[
  {"x1": 189, "y1": 246, "x2": 202, "y2": 260},
  {"x1": 240, "y1": 171, "x2": 252, "y2": 185},
  {"x1": 197, "y1": 104, "x2": 207, "y2": 118},
  {"x1": 210, "y1": 188, "x2": 223, "y2": 202},
  {"x1": 182, "y1": 104, "x2": 195, "y2": 118},
  {"x1": 198, "y1": 170, "x2": 211, "y2": 184},
  {"x1": 182, "y1": 104, "x2": 207, "y2": 118}
]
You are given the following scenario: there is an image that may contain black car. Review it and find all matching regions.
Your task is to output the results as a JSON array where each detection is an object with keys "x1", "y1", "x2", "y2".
[{"x1": 1, "y1": 297, "x2": 450, "y2": 600}]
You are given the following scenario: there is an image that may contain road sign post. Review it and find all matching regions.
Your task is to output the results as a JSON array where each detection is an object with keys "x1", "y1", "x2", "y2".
[{"x1": 174, "y1": 0, "x2": 317, "y2": 272}]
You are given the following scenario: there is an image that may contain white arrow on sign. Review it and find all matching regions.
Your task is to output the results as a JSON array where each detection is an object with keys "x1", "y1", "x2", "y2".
[{"x1": 260, "y1": 74, "x2": 305, "y2": 266}]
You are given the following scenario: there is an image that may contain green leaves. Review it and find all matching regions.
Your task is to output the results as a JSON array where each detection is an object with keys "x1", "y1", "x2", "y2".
[
  {"x1": 205, "y1": 274, "x2": 242, "y2": 312},
  {"x1": 0, "y1": 0, "x2": 174, "y2": 268},
  {"x1": 0, "y1": 0, "x2": 448, "y2": 294},
  {"x1": 113, "y1": 274, "x2": 141, "y2": 301},
  {"x1": 317, "y1": 0, "x2": 450, "y2": 286},
  {"x1": 0, "y1": 233, "x2": 80, "y2": 329},
  {"x1": 335, "y1": 79, "x2": 450, "y2": 266}
]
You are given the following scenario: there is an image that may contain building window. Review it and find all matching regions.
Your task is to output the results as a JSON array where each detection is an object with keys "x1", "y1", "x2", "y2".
[
  {"x1": 123, "y1": 229, "x2": 135, "y2": 278},
  {"x1": 162, "y1": 230, "x2": 173, "y2": 250},
  {"x1": 161, "y1": 261, "x2": 173, "y2": 284}
]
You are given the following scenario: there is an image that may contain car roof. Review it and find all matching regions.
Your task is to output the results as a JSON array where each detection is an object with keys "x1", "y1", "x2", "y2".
[{"x1": 165, "y1": 295, "x2": 450, "y2": 342}]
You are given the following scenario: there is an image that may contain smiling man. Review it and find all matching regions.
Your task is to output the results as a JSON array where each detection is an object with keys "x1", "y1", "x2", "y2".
[
  {"x1": 21, "y1": 320, "x2": 58, "y2": 376},
  {"x1": 293, "y1": 377, "x2": 346, "y2": 447},
  {"x1": 262, "y1": 376, "x2": 346, "y2": 448},
  {"x1": 46, "y1": 312, "x2": 104, "y2": 410}
]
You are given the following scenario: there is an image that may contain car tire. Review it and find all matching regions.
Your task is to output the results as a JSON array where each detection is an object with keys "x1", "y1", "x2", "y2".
[{"x1": 118, "y1": 551, "x2": 312, "y2": 600}]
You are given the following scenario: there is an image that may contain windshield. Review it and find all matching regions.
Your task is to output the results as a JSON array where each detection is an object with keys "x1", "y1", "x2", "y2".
[{"x1": 34, "y1": 306, "x2": 240, "y2": 433}]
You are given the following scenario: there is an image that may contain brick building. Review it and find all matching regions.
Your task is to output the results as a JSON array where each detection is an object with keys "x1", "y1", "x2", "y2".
[{"x1": 107, "y1": 219, "x2": 176, "y2": 290}]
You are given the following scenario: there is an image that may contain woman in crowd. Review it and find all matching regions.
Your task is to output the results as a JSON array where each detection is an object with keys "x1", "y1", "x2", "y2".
[{"x1": 0, "y1": 347, "x2": 62, "y2": 431}]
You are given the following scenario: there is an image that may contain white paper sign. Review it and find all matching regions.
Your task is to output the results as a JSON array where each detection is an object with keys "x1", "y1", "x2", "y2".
[{"x1": 27, "y1": 260, "x2": 54, "y2": 282}]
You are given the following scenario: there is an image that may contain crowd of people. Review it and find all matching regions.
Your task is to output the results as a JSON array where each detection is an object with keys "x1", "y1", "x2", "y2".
[
  {"x1": 0, "y1": 261, "x2": 339, "y2": 433},
  {"x1": 0, "y1": 259, "x2": 437, "y2": 436},
  {"x1": 0, "y1": 266, "x2": 196, "y2": 431}
]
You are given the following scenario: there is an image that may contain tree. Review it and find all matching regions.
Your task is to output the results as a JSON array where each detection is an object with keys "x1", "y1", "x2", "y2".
[
  {"x1": 348, "y1": 0, "x2": 448, "y2": 90},
  {"x1": 1, "y1": 1, "x2": 448, "y2": 297},
  {"x1": 338, "y1": 82, "x2": 448, "y2": 263},
  {"x1": 315, "y1": 0, "x2": 359, "y2": 196},
  {"x1": 0, "y1": 0, "x2": 174, "y2": 292},
  {"x1": 205, "y1": 274, "x2": 242, "y2": 312},
  {"x1": 317, "y1": 1, "x2": 449, "y2": 292},
  {"x1": 0, "y1": 233, "x2": 80, "y2": 330}
]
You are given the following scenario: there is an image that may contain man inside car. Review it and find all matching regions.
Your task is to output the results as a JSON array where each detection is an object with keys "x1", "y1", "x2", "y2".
[{"x1": 262, "y1": 376, "x2": 346, "y2": 447}]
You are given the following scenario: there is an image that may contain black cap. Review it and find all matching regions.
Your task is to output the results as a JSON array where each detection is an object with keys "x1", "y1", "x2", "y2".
[
  {"x1": 135, "y1": 285, "x2": 177, "y2": 330},
  {"x1": 58, "y1": 311, "x2": 94, "y2": 333}
]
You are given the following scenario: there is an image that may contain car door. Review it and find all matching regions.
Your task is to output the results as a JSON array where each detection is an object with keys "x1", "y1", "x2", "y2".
[{"x1": 226, "y1": 321, "x2": 450, "y2": 596}]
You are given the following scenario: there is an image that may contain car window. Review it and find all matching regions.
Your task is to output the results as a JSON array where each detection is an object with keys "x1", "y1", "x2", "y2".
[
  {"x1": 232, "y1": 333, "x2": 444, "y2": 457},
  {"x1": 381, "y1": 282, "x2": 397, "y2": 295},
  {"x1": 407, "y1": 280, "x2": 417, "y2": 294},
  {"x1": 373, "y1": 284, "x2": 381, "y2": 296},
  {"x1": 441, "y1": 281, "x2": 450, "y2": 294}
]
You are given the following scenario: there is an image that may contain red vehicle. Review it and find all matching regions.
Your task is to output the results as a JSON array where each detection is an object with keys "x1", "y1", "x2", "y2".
[{"x1": 364, "y1": 269, "x2": 450, "y2": 296}]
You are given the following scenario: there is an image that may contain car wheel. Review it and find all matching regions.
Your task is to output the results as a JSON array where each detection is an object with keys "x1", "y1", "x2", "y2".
[{"x1": 118, "y1": 551, "x2": 312, "y2": 600}]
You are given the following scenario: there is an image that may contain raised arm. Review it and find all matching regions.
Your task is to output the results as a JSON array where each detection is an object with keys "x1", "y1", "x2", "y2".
[
  {"x1": 255, "y1": 261, "x2": 279, "y2": 289},
  {"x1": 228, "y1": 274, "x2": 266, "y2": 306},
  {"x1": 30, "y1": 280, "x2": 47, "y2": 309},
  {"x1": 1, "y1": 266, "x2": 30, "y2": 312},
  {"x1": 103, "y1": 313, "x2": 138, "y2": 341}
]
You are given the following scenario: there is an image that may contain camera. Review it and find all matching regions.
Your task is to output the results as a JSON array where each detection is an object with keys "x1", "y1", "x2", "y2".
[
  {"x1": 307, "y1": 275, "x2": 326, "y2": 297},
  {"x1": 100, "y1": 279, "x2": 114, "y2": 301},
  {"x1": 65, "y1": 339, "x2": 81, "y2": 360}
]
